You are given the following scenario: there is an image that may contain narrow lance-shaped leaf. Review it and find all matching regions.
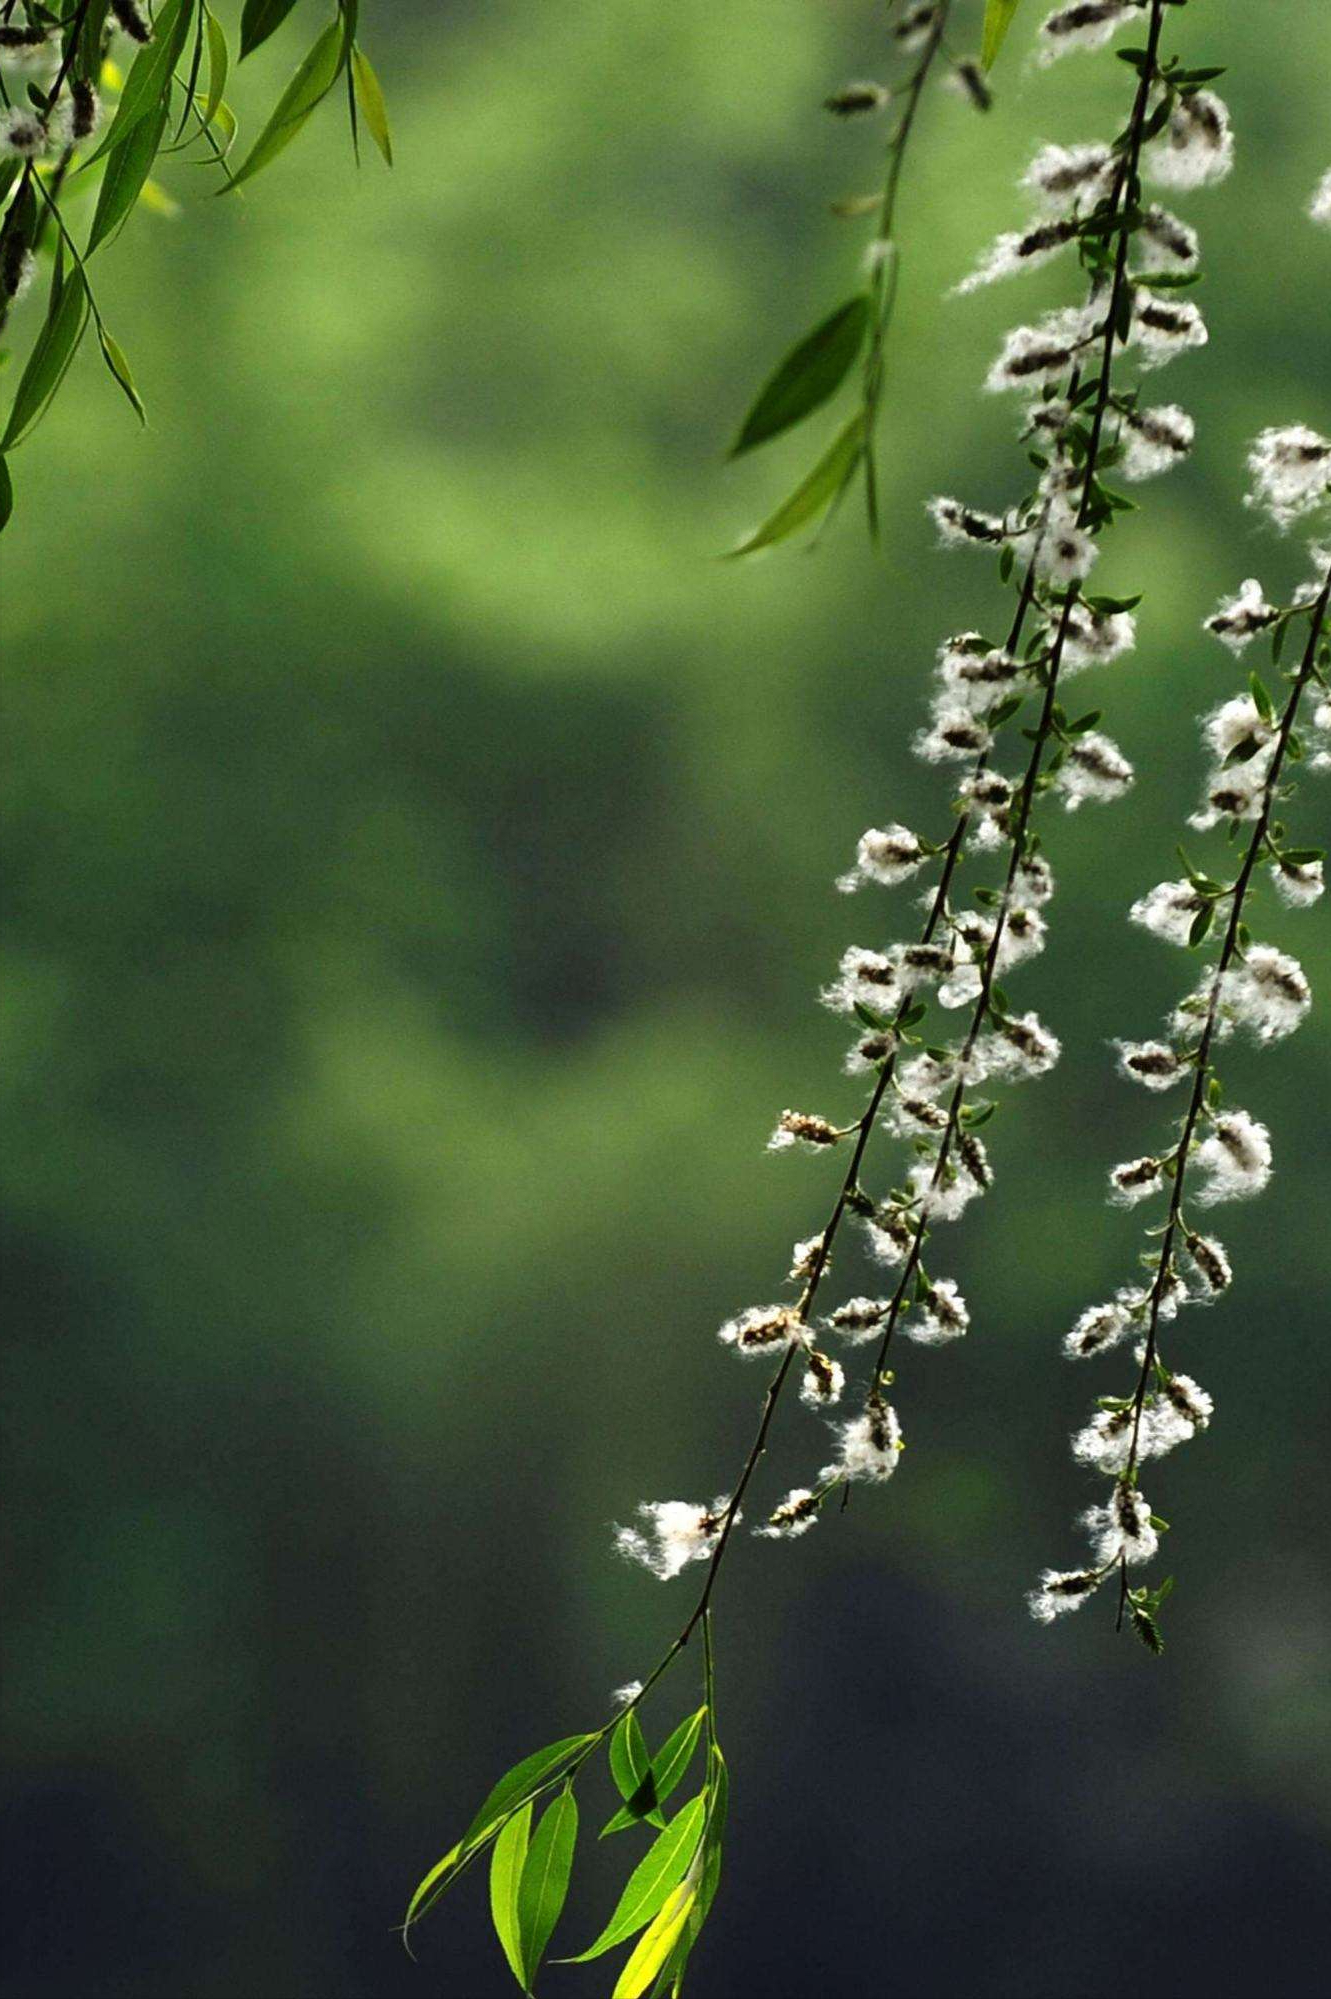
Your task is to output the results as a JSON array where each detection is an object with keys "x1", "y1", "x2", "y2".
[
  {"x1": 84, "y1": 0, "x2": 195, "y2": 167},
  {"x1": 97, "y1": 325, "x2": 147, "y2": 425},
  {"x1": 981, "y1": 0, "x2": 1022, "y2": 70},
  {"x1": 726, "y1": 412, "x2": 867, "y2": 558},
  {"x1": 602, "y1": 1708, "x2": 704, "y2": 1837},
  {"x1": 1, "y1": 268, "x2": 90, "y2": 451},
  {"x1": 351, "y1": 46, "x2": 393, "y2": 166},
  {"x1": 488, "y1": 1803, "x2": 531, "y2": 1989},
  {"x1": 402, "y1": 1733, "x2": 594, "y2": 1937},
  {"x1": 730, "y1": 296, "x2": 870, "y2": 458},
  {"x1": 227, "y1": 19, "x2": 347, "y2": 191},
  {"x1": 203, "y1": 7, "x2": 230, "y2": 128},
  {"x1": 88, "y1": 103, "x2": 169, "y2": 255},
  {"x1": 564, "y1": 1792, "x2": 707, "y2": 1962},
  {"x1": 612, "y1": 1883, "x2": 698, "y2": 1999},
  {"x1": 239, "y1": 0, "x2": 301, "y2": 59},
  {"x1": 516, "y1": 1787, "x2": 578, "y2": 1990},
  {"x1": 460, "y1": 1735, "x2": 594, "y2": 1854},
  {"x1": 606, "y1": 1710, "x2": 662, "y2": 1830}
]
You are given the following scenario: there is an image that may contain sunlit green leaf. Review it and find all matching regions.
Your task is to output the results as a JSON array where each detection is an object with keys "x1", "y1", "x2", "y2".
[
  {"x1": 227, "y1": 19, "x2": 346, "y2": 190},
  {"x1": 85, "y1": 0, "x2": 195, "y2": 167},
  {"x1": 605, "y1": 1710, "x2": 662, "y2": 1833},
  {"x1": 981, "y1": 0, "x2": 1022, "y2": 69},
  {"x1": 203, "y1": 7, "x2": 231, "y2": 126},
  {"x1": 88, "y1": 104, "x2": 169, "y2": 255},
  {"x1": 603, "y1": 1709, "x2": 704, "y2": 1836},
  {"x1": 351, "y1": 46, "x2": 393, "y2": 166},
  {"x1": 565, "y1": 1792, "x2": 706, "y2": 1961},
  {"x1": 516, "y1": 1787, "x2": 578, "y2": 1989},
  {"x1": 730, "y1": 297, "x2": 869, "y2": 458},
  {"x1": 726, "y1": 412, "x2": 866, "y2": 557},
  {"x1": 402, "y1": 1733, "x2": 593, "y2": 1941},
  {"x1": 96, "y1": 324, "x2": 147, "y2": 424},
  {"x1": 488, "y1": 1803, "x2": 531, "y2": 1989},
  {"x1": 1, "y1": 267, "x2": 90, "y2": 451},
  {"x1": 239, "y1": 0, "x2": 300, "y2": 60},
  {"x1": 612, "y1": 1883, "x2": 697, "y2": 1999}
]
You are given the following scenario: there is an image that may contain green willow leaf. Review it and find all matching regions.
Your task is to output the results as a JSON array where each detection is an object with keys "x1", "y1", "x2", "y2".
[
  {"x1": 203, "y1": 7, "x2": 230, "y2": 127},
  {"x1": 97, "y1": 325, "x2": 147, "y2": 425},
  {"x1": 227, "y1": 19, "x2": 346, "y2": 190},
  {"x1": 603, "y1": 1709, "x2": 704, "y2": 1836},
  {"x1": 730, "y1": 296, "x2": 869, "y2": 458},
  {"x1": 239, "y1": 0, "x2": 301, "y2": 59},
  {"x1": 981, "y1": 0, "x2": 1022, "y2": 69},
  {"x1": 460, "y1": 1735, "x2": 594, "y2": 1855},
  {"x1": 564, "y1": 1792, "x2": 706, "y2": 1962},
  {"x1": 84, "y1": 0, "x2": 195, "y2": 167},
  {"x1": 88, "y1": 104, "x2": 169, "y2": 256},
  {"x1": 351, "y1": 46, "x2": 393, "y2": 166},
  {"x1": 605, "y1": 1710, "x2": 660, "y2": 1832},
  {"x1": 726, "y1": 411, "x2": 866, "y2": 557},
  {"x1": 402, "y1": 1733, "x2": 593, "y2": 1939},
  {"x1": 402, "y1": 1839, "x2": 466, "y2": 1937},
  {"x1": 516, "y1": 1787, "x2": 579, "y2": 1989},
  {"x1": 488, "y1": 1803, "x2": 532, "y2": 1989},
  {"x1": 612, "y1": 1883, "x2": 697, "y2": 1999},
  {"x1": 1, "y1": 268, "x2": 90, "y2": 451}
]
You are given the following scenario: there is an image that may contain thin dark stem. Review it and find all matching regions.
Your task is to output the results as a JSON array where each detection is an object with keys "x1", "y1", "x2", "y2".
[
  {"x1": 862, "y1": 0, "x2": 950, "y2": 537},
  {"x1": 866, "y1": 0, "x2": 1169, "y2": 1382},
  {"x1": 1121, "y1": 560, "x2": 1331, "y2": 1481}
]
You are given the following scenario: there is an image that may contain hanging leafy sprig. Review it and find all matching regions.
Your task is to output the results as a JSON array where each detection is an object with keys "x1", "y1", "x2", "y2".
[
  {"x1": 728, "y1": 0, "x2": 1006, "y2": 555},
  {"x1": 0, "y1": 0, "x2": 391, "y2": 533},
  {"x1": 1030, "y1": 441, "x2": 1331, "y2": 1652},
  {"x1": 403, "y1": 2, "x2": 1228, "y2": 1986}
]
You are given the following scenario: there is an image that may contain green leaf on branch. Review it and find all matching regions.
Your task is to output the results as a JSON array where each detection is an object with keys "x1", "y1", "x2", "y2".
[
  {"x1": 203, "y1": 6, "x2": 231, "y2": 127},
  {"x1": 564, "y1": 1792, "x2": 707, "y2": 1961},
  {"x1": 730, "y1": 297, "x2": 870, "y2": 458},
  {"x1": 88, "y1": 104, "x2": 170, "y2": 255},
  {"x1": 605, "y1": 1710, "x2": 665, "y2": 1833},
  {"x1": 1, "y1": 267, "x2": 90, "y2": 451},
  {"x1": 461, "y1": 1735, "x2": 595, "y2": 1854},
  {"x1": 726, "y1": 412, "x2": 866, "y2": 556},
  {"x1": 227, "y1": 18, "x2": 348, "y2": 190},
  {"x1": 351, "y1": 46, "x2": 393, "y2": 165},
  {"x1": 488, "y1": 1803, "x2": 532, "y2": 1988},
  {"x1": 516, "y1": 1787, "x2": 578, "y2": 1989},
  {"x1": 84, "y1": 0, "x2": 195, "y2": 168},
  {"x1": 981, "y1": 0, "x2": 1022, "y2": 70},
  {"x1": 402, "y1": 1733, "x2": 594, "y2": 1940},
  {"x1": 96, "y1": 325, "x2": 147, "y2": 424},
  {"x1": 603, "y1": 1709, "x2": 705, "y2": 1837},
  {"x1": 612, "y1": 1882, "x2": 697, "y2": 1999},
  {"x1": 240, "y1": 0, "x2": 301, "y2": 59}
]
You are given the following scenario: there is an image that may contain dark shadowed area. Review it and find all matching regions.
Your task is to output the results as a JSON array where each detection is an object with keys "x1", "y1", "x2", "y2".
[{"x1": 3, "y1": 3, "x2": 1330, "y2": 1996}]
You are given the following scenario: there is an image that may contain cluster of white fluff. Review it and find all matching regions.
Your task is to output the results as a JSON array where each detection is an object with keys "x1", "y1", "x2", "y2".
[{"x1": 1033, "y1": 419, "x2": 1331, "y2": 1627}]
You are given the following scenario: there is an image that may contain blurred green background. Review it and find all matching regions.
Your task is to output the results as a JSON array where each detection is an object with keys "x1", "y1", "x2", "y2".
[{"x1": 4, "y1": 4, "x2": 1331, "y2": 1995}]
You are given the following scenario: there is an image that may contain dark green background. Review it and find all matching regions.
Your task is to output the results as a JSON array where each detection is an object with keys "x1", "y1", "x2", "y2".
[{"x1": 3, "y1": 4, "x2": 1329, "y2": 1994}]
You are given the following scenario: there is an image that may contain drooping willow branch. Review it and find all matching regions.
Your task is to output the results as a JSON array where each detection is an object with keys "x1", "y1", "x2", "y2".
[
  {"x1": 728, "y1": 0, "x2": 985, "y2": 555},
  {"x1": 0, "y1": 0, "x2": 390, "y2": 532},
  {"x1": 399, "y1": 5, "x2": 1237, "y2": 1992},
  {"x1": 1032, "y1": 429, "x2": 1331, "y2": 1650}
]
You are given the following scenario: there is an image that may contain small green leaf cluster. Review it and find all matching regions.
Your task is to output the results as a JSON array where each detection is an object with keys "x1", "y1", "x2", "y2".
[
  {"x1": 403, "y1": 1672, "x2": 727, "y2": 1997},
  {"x1": 0, "y1": 0, "x2": 391, "y2": 529}
]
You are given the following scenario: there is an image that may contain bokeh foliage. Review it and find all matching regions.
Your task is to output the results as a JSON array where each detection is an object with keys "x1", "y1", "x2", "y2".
[{"x1": 3, "y1": 3, "x2": 1331, "y2": 1993}]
